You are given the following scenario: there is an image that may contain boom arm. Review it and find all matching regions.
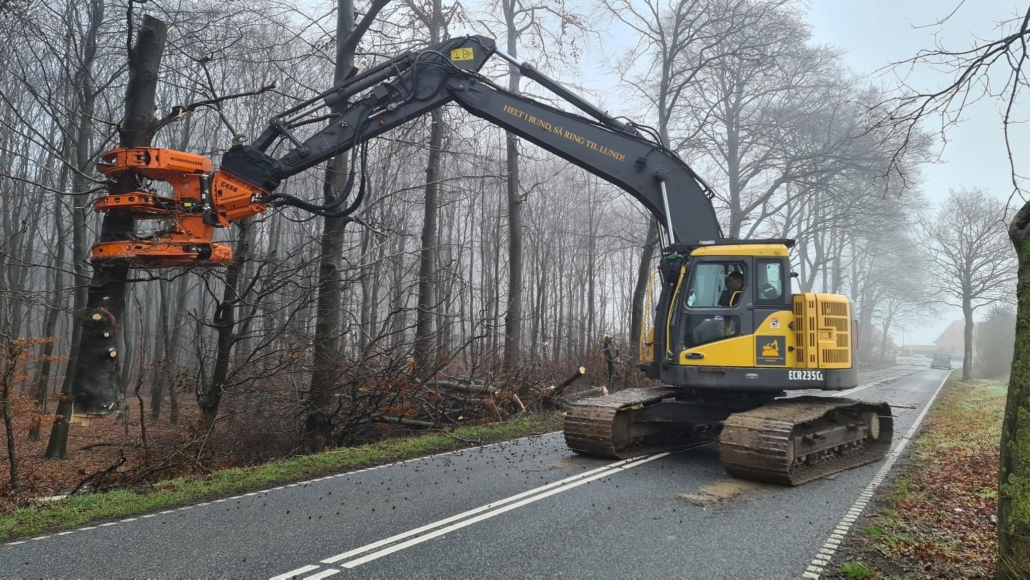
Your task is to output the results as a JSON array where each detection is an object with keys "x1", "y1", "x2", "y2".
[
  {"x1": 220, "y1": 35, "x2": 721, "y2": 245},
  {"x1": 91, "y1": 35, "x2": 721, "y2": 266}
]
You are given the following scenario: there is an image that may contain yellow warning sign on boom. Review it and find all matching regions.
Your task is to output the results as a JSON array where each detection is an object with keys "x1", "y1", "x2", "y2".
[{"x1": 450, "y1": 47, "x2": 474, "y2": 61}]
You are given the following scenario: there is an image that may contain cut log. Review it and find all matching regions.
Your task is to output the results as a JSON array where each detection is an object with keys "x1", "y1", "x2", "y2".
[
  {"x1": 372, "y1": 416, "x2": 436, "y2": 428},
  {"x1": 551, "y1": 366, "x2": 587, "y2": 398},
  {"x1": 422, "y1": 379, "x2": 498, "y2": 396}
]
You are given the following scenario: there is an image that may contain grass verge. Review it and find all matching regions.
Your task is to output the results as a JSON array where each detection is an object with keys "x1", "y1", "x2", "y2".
[
  {"x1": 828, "y1": 376, "x2": 1005, "y2": 579},
  {"x1": 0, "y1": 412, "x2": 562, "y2": 541}
]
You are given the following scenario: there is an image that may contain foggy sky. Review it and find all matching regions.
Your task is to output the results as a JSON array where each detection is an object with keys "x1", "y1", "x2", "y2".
[{"x1": 811, "y1": 0, "x2": 1025, "y2": 344}]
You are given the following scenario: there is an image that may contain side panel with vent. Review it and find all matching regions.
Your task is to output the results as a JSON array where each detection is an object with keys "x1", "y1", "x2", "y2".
[
  {"x1": 792, "y1": 293, "x2": 854, "y2": 369},
  {"x1": 793, "y1": 293, "x2": 818, "y2": 368},
  {"x1": 815, "y1": 294, "x2": 852, "y2": 369}
]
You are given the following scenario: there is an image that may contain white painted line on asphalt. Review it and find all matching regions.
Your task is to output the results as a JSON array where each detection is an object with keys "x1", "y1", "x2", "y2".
[
  {"x1": 320, "y1": 455, "x2": 655, "y2": 565},
  {"x1": 302, "y1": 569, "x2": 339, "y2": 580},
  {"x1": 269, "y1": 564, "x2": 320, "y2": 580},
  {"x1": 833, "y1": 369, "x2": 919, "y2": 398},
  {"x1": 4, "y1": 430, "x2": 561, "y2": 550},
  {"x1": 800, "y1": 370, "x2": 950, "y2": 579},
  {"x1": 341, "y1": 454, "x2": 669, "y2": 569}
]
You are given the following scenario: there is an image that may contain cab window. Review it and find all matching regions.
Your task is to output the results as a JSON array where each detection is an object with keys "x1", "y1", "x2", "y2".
[
  {"x1": 755, "y1": 259, "x2": 786, "y2": 305},
  {"x1": 681, "y1": 261, "x2": 746, "y2": 348},
  {"x1": 685, "y1": 262, "x2": 746, "y2": 309}
]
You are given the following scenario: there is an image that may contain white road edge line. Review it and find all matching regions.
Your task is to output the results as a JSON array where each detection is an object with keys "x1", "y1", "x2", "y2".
[
  {"x1": 833, "y1": 369, "x2": 916, "y2": 398},
  {"x1": 800, "y1": 370, "x2": 950, "y2": 579},
  {"x1": 268, "y1": 564, "x2": 320, "y2": 580},
  {"x1": 5, "y1": 430, "x2": 559, "y2": 551},
  {"x1": 301, "y1": 569, "x2": 339, "y2": 580},
  {"x1": 340, "y1": 454, "x2": 669, "y2": 569},
  {"x1": 319, "y1": 455, "x2": 653, "y2": 565}
]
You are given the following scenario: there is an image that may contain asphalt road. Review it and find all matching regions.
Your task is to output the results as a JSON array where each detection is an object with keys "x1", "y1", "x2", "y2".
[{"x1": 2, "y1": 366, "x2": 949, "y2": 580}]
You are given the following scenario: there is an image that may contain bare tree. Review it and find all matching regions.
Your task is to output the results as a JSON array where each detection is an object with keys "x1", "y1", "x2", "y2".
[
  {"x1": 309, "y1": 0, "x2": 392, "y2": 411},
  {"x1": 922, "y1": 188, "x2": 1015, "y2": 380}
]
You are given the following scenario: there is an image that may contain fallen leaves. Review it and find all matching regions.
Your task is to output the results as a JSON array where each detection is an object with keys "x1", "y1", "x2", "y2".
[{"x1": 839, "y1": 379, "x2": 1005, "y2": 579}]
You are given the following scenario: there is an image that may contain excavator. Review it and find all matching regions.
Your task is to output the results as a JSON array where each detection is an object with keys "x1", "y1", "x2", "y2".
[{"x1": 93, "y1": 35, "x2": 892, "y2": 486}]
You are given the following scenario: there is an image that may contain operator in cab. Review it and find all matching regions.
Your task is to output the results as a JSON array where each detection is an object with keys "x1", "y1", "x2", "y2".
[{"x1": 719, "y1": 271, "x2": 745, "y2": 307}]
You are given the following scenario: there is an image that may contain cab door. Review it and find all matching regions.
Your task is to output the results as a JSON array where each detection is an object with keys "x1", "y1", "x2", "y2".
[
  {"x1": 751, "y1": 257, "x2": 792, "y2": 367},
  {"x1": 673, "y1": 258, "x2": 753, "y2": 358}
]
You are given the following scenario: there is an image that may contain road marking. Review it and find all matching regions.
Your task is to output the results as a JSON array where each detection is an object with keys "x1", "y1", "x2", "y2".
[
  {"x1": 302, "y1": 569, "x2": 339, "y2": 580},
  {"x1": 801, "y1": 370, "x2": 950, "y2": 579},
  {"x1": 4, "y1": 432, "x2": 559, "y2": 550},
  {"x1": 340, "y1": 454, "x2": 668, "y2": 569},
  {"x1": 319, "y1": 454, "x2": 658, "y2": 566},
  {"x1": 833, "y1": 369, "x2": 917, "y2": 398},
  {"x1": 269, "y1": 564, "x2": 319, "y2": 580}
]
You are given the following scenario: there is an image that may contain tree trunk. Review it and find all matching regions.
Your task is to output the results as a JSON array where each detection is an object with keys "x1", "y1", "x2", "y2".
[
  {"x1": 962, "y1": 297, "x2": 974, "y2": 381},
  {"x1": 29, "y1": 174, "x2": 67, "y2": 441},
  {"x1": 197, "y1": 220, "x2": 252, "y2": 427},
  {"x1": 2, "y1": 372, "x2": 18, "y2": 490},
  {"x1": 308, "y1": 0, "x2": 358, "y2": 409},
  {"x1": 69, "y1": 14, "x2": 167, "y2": 420},
  {"x1": 501, "y1": 8, "x2": 523, "y2": 372},
  {"x1": 999, "y1": 205, "x2": 1030, "y2": 578},
  {"x1": 413, "y1": 0, "x2": 445, "y2": 374},
  {"x1": 150, "y1": 279, "x2": 170, "y2": 419},
  {"x1": 629, "y1": 218, "x2": 658, "y2": 361},
  {"x1": 414, "y1": 109, "x2": 443, "y2": 372}
]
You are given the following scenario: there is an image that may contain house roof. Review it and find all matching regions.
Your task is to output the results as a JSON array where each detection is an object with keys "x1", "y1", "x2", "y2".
[{"x1": 934, "y1": 320, "x2": 966, "y2": 345}]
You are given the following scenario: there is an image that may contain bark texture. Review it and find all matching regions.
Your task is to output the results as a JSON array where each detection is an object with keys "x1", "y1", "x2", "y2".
[
  {"x1": 308, "y1": 0, "x2": 356, "y2": 408},
  {"x1": 501, "y1": 0, "x2": 523, "y2": 371},
  {"x1": 71, "y1": 15, "x2": 167, "y2": 418},
  {"x1": 412, "y1": 0, "x2": 445, "y2": 374},
  {"x1": 49, "y1": 14, "x2": 167, "y2": 459},
  {"x1": 1000, "y1": 203, "x2": 1030, "y2": 579}
]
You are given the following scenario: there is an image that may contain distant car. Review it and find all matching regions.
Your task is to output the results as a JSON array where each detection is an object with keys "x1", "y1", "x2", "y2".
[
  {"x1": 931, "y1": 353, "x2": 952, "y2": 370},
  {"x1": 911, "y1": 354, "x2": 929, "y2": 366}
]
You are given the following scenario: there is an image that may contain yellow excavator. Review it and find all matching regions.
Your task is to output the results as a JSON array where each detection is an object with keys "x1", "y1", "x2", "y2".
[{"x1": 92, "y1": 35, "x2": 891, "y2": 486}]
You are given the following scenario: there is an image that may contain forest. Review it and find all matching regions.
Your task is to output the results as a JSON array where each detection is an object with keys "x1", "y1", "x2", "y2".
[{"x1": 0, "y1": 0, "x2": 967, "y2": 475}]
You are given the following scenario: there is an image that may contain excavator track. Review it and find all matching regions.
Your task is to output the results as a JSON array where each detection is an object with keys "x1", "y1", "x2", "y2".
[
  {"x1": 719, "y1": 397, "x2": 893, "y2": 486},
  {"x1": 563, "y1": 387, "x2": 716, "y2": 459}
]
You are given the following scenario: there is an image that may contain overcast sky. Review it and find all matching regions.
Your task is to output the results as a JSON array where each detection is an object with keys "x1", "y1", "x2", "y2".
[
  {"x1": 462, "y1": 0, "x2": 1021, "y2": 345},
  {"x1": 809, "y1": 0, "x2": 1024, "y2": 344}
]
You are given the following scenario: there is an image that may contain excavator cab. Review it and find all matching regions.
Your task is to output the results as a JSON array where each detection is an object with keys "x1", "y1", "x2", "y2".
[
  {"x1": 568, "y1": 240, "x2": 892, "y2": 484},
  {"x1": 639, "y1": 240, "x2": 858, "y2": 392}
]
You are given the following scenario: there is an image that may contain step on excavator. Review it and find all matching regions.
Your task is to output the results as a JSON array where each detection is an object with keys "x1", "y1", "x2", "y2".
[{"x1": 93, "y1": 35, "x2": 892, "y2": 486}]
